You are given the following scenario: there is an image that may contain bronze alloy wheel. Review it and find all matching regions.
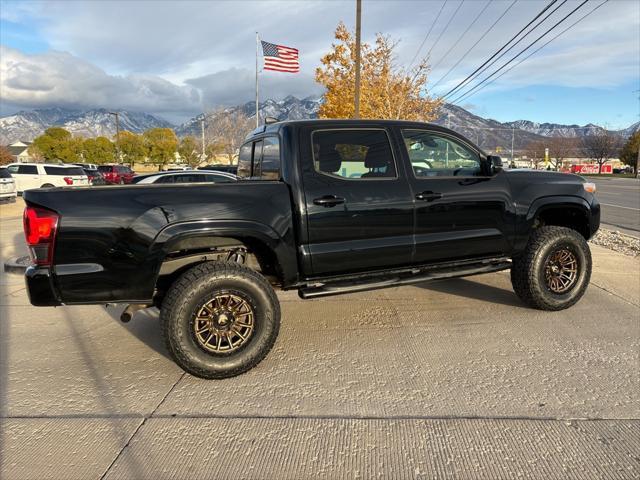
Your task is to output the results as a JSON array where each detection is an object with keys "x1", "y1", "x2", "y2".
[
  {"x1": 544, "y1": 247, "x2": 579, "y2": 294},
  {"x1": 192, "y1": 293, "x2": 255, "y2": 354}
]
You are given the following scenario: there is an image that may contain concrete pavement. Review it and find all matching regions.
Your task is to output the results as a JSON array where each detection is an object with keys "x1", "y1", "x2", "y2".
[{"x1": 1, "y1": 210, "x2": 639, "y2": 479}]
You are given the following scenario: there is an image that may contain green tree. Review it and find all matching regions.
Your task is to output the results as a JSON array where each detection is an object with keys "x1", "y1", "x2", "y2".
[
  {"x1": 31, "y1": 127, "x2": 81, "y2": 162},
  {"x1": 178, "y1": 136, "x2": 200, "y2": 168},
  {"x1": 82, "y1": 137, "x2": 115, "y2": 164},
  {"x1": 143, "y1": 128, "x2": 178, "y2": 169},
  {"x1": 119, "y1": 131, "x2": 146, "y2": 167},
  {"x1": 619, "y1": 130, "x2": 640, "y2": 175}
]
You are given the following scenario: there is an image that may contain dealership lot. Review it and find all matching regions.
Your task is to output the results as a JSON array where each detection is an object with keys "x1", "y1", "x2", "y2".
[{"x1": 1, "y1": 203, "x2": 639, "y2": 479}]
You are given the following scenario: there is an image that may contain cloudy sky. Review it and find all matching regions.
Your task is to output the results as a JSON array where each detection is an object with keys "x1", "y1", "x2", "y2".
[{"x1": 1, "y1": 0, "x2": 638, "y2": 127}]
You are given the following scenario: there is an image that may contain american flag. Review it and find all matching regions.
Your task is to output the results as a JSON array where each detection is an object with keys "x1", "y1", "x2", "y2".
[{"x1": 261, "y1": 40, "x2": 299, "y2": 73}]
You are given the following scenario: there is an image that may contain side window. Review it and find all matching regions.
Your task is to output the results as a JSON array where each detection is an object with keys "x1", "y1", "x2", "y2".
[
  {"x1": 312, "y1": 129, "x2": 396, "y2": 179},
  {"x1": 156, "y1": 175, "x2": 175, "y2": 184},
  {"x1": 402, "y1": 130, "x2": 481, "y2": 177},
  {"x1": 7, "y1": 165, "x2": 19, "y2": 174},
  {"x1": 205, "y1": 174, "x2": 234, "y2": 183},
  {"x1": 260, "y1": 137, "x2": 280, "y2": 180},
  {"x1": 18, "y1": 165, "x2": 38, "y2": 174},
  {"x1": 237, "y1": 142, "x2": 252, "y2": 178}
]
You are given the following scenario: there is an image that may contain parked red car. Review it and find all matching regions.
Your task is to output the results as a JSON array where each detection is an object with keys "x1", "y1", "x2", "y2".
[{"x1": 97, "y1": 165, "x2": 135, "y2": 184}]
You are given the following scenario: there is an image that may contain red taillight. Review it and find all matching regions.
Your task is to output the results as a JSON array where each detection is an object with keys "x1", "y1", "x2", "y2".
[
  {"x1": 23, "y1": 206, "x2": 59, "y2": 266},
  {"x1": 63, "y1": 177, "x2": 73, "y2": 185}
]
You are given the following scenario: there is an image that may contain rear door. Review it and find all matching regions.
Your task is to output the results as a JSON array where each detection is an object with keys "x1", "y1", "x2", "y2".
[
  {"x1": 398, "y1": 128, "x2": 513, "y2": 263},
  {"x1": 8, "y1": 164, "x2": 39, "y2": 191},
  {"x1": 299, "y1": 126, "x2": 414, "y2": 275}
]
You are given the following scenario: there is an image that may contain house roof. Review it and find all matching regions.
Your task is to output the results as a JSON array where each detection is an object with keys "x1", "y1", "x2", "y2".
[{"x1": 8, "y1": 146, "x2": 29, "y2": 156}]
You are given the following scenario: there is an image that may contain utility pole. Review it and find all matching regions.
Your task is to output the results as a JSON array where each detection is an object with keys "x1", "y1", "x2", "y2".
[
  {"x1": 255, "y1": 32, "x2": 260, "y2": 128},
  {"x1": 201, "y1": 117, "x2": 206, "y2": 162},
  {"x1": 510, "y1": 126, "x2": 515, "y2": 165},
  {"x1": 354, "y1": 0, "x2": 362, "y2": 119},
  {"x1": 109, "y1": 112, "x2": 120, "y2": 163}
]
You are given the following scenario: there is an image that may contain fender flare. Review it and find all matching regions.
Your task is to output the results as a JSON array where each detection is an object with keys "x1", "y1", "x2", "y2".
[
  {"x1": 513, "y1": 195, "x2": 594, "y2": 251},
  {"x1": 525, "y1": 195, "x2": 591, "y2": 224},
  {"x1": 151, "y1": 219, "x2": 298, "y2": 285}
]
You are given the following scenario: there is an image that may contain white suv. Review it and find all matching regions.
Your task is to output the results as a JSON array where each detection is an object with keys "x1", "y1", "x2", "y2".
[
  {"x1": 7, "y1": 163, "x2": 89, "y2": 193},
  {"x1": 0, "y1": 167, "x2": 17, "y2": 201}
]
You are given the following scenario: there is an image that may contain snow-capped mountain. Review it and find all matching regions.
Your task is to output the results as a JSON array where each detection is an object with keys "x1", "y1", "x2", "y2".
[
  {"x1": 3, "y1": 99, "x2": 637, "y2": 151},
  {"x1": 0, "y1": 108, "x2": 173, "y2": 144},
  {"x1": 175, "y1": 95, "x2": 322, "y2": 137}
]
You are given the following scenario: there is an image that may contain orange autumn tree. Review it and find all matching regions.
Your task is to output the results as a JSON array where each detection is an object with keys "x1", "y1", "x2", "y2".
[{"x1": 315, "y1": 22, "x2": 441, "y2": 121}]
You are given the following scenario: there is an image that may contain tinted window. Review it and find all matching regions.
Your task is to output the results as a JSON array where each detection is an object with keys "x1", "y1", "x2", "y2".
[
  {"x1": 237, "y1": 143, "x2": 252, "y2": 178},
  {"x1": 312, "y1": 129, "x2": 396, "y2": 179},
  {"x1": 260, "y1": 137, "x2": 280, "y2": 180},
  {"x1": 17, "y1": 165, "x2": 38, "y2": 174},
  {"x1": 0, "y1": 168, "x2": 12, "y2": 178},
  {"x1": 97, "y1": 166, "x2": 111, "y2": 173},
  {"x1": 402, "y1": 130, "x2": 481, "y2": 177},
  {"x1": 155, "y1": 175, "x2": 175, "y2": 184},
  {"x1": 173, "y1": 174, "x2": 205, "y2": 183},
  {"x1": 44, "y1": 166, "x2": 85, "y2": 175},
  {"x1": 116, "y1": 166, "x2": 131, "y2": 173},
  {"x1": 203, "y1": 174, "x2": 234, "y2": 183}
]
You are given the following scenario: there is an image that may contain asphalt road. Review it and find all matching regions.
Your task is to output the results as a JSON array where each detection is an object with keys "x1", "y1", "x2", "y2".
[
  {"x1": 591, "y1": 177, "x2": 640, "y2": 236},
  {"x1": 1, "y1": 215, "x2": 639, "y2": 479}
]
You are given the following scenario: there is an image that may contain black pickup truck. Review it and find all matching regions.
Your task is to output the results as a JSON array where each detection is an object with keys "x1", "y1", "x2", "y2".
[{"x1": 23, "y1": 120, "x2": 600, "y2": 378}]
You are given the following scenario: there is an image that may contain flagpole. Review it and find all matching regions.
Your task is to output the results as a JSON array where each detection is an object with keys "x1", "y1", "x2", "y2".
[{"x1": 255, "y1": 32, "x2": 259, "y2": 128}]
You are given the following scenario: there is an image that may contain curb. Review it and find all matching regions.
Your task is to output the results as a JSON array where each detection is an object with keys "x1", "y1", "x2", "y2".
[{"x1": 3, "y1": 255, "x2": 30, "y2": 274}]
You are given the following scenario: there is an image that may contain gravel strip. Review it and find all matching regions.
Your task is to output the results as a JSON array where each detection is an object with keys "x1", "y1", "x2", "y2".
[{"x1": 590, "y1": 228, "x2": 640, "y2": 257}]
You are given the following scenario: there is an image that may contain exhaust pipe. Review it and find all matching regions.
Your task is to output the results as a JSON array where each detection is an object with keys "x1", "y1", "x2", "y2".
[{"x1": 120, "y1": 304, "x2": 150, "y2": 323}]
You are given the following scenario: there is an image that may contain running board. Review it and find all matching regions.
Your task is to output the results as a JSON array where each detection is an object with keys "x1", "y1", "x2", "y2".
[{"x1": 298, "y1": 260, "x2": 511, "y2": 299}]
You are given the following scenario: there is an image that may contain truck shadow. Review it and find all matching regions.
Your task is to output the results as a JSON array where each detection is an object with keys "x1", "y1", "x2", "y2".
[
  {"x1": 416, "y1": 277, "x2": 524, "y2": 308},
  {"x1": 102, "y1": 305, "x2": 171, "y2": 360}
]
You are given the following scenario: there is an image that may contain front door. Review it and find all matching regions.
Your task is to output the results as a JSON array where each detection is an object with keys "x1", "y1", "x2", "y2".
[
  {"x1": 398, "y1": 128, "x2": 514, "y2": 264},
  {"x1": 300, "y1": 127, "x2": 415, "y2": 276}
]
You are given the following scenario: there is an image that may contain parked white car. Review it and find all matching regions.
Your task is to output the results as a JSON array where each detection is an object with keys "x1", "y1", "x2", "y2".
[
  {"x1": 6, "y1": 163, "x2": 90, "y2": 193},
  {"x1": 0, "y1": 167, "x2": 17, "y2": 201}
]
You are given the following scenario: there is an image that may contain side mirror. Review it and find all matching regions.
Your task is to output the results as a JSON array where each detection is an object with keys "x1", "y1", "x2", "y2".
[{"x1": 487, "y1": 155, "x2": 503, "y2": 174}]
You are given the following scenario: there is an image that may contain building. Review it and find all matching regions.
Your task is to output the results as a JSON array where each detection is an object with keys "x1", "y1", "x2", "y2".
[{"x1": 7, "y1": 141, "x2": 34, "y2": 163}]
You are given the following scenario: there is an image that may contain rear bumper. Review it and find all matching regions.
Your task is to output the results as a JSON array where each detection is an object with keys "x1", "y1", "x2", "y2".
[
  {"x1": 25, "y1": 266, "x2": 61, "y2": 306},
  {"x1": 0, "y1": 191, "x2": 17, "y2": 200}
]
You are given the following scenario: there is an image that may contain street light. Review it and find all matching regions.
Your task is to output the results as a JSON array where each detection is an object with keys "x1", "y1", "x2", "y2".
[{"x1": 109, "y1": 112, "x2": 121, "y2": 163}]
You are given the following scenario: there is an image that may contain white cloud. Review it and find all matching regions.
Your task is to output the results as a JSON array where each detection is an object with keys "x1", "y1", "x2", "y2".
[
  {"x1": 0, "y1": 0, "x2": 638, "y2": 121},
  {"x1": 0, "y1": 46, "x2": 201, "y2": 119}
]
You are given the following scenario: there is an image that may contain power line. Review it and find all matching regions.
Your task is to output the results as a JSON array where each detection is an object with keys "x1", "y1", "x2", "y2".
[
  {"x1": 448, "y1": 0, "x2": 569, "y2": 95},
  {"x1": 452, "y1": 0, "x2": 610, "y2": 105},
  {"x1": 431, "y1": 0, "x2": 518, "y2": 91},
  {"x1": 425, "y1": 0, "x2": 466, "y2": 61},
  {"x1": 449, "y1": 0, "x2": 590, "y2": 104},
  {"x1": 441, "y1": 0, "x2": 559, "y2": 100},
  {"x1": 430, "y1": 0, "x2": 493, "y2": 73},
  {"x1": 408, "y1": 0, "x2": 447, "y2": 70}
]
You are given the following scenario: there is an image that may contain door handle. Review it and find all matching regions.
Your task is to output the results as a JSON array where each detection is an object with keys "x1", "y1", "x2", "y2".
[
  {"x1": 313, "y1": 195, "x2": 345, "y2": 207},
  {"x1": 415, "y1": 191, "x2": 443, "y2": 202}
]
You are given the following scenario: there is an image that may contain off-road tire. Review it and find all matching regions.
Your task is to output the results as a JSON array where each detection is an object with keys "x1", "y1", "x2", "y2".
[
  {"x1": 161, "y1": 261, "x2": 280, "y2": 379},
  {"x1": 511, "y1": 226, "x2": 591, "y2": 311}
]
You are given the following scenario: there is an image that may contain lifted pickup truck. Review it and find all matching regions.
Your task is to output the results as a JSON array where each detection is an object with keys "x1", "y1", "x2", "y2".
[{"x1": 23, "y1": 120, "x2": 600, "y2": 379}]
